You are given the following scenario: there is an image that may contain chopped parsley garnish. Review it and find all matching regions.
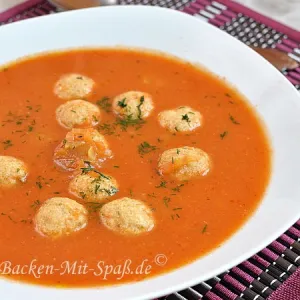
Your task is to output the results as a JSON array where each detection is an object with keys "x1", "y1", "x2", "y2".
[
  {"x1": 136, "y1": 96, "x2": 145, "y2": 119},
  {"x1": 176, "y1": 149, "x2": 180, "y2": 154},
  {"x1": 3, "y1": 140, "x2": 13, "y2": 150},
  {"x1": 138, "y1": 141, "x2": 157, "y2": 156},
  {"x1": 229, "y1": 114, "x2": 240, "y2": 125},
  {"x1": 96, "y1": 97, "x2": 111, "y2": 113},
  {"x1": 163, "y1": 196, "x2": 171, "y2": 208},
  {"x1": 172, "y1": 184, "x2": 185, "y2": 192},
  {"x1": 116, "y1": 115, "x2": 145, "y2": 131},
  {"x1": 147, "y1": 193, "x2": 157, "y2": 198},
  {"x1": 225, "y1": 93, "x2": 232, "y2": 98},
  {"x1": 173, "y1": 208, "x2": 182, "y2": 211},
  {"x1": 202, "y1": 224, "x2": 208, "y2": 234},
  {"x1": 156, "y1": 181, "x2": 167, "y2": 188},
  {"x1": 220, "y1": 131, "x2": 228, "y2": 139},
  {"x1": 30, "y1": 200, "x2": 41, "y2": 210},
  {"x1": 118, "y1": 98, "x2": 127, "y2": 108},
  {"x1": 81, "y1": 161, "x2": 95, "y2": 174},
  {"x1": 28, "y1": 125, "x2": 34, "y2": 132},
  {"x1": 95, "y1": 184, "x2": 101, "y2": 194},
  {"x1": 79, "y1": 192, "x2": 86, "y2": 199},
  {"x1": 113, "y1": 165, "x2": 120, "y2": 168},
  {"x1": 86, "y1": 202, "x2": 104, "y2": 213},
  {"x1": 98, "y1": 123, "x2": 115, "y2": 135},
  {"x1": 36, "y1": 182, "x2": 43, "y2": 189},
  {"x1": 182, "y1": 114, "x2": 191, "y2": 123}
]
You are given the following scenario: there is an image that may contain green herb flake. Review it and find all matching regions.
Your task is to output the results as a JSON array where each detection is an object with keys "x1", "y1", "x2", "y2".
[
  {"x1": 136, "y1": 96, "x2": 145, "y2": 120},
  {"x1": 30, "y1": 200, "x2": 41, "y2": 210},
  {"x1": 3, "y1": 140, "x2": 13, "y2": 150},
  {"x1": 202, "y1": 224, "x2": 208, "y2": 234},
  {"x1": 86, "y1": 202, "x2": 103, "y2": 213},
  {"x1": 220, "y1": 131, "x2": 228, "y2": 139},
  {"x1": 116, "y1": 115, "x2": 145, "y2": 131},
  {"x1": 79, "y1": 192, "x2": 86, "y2": 199},
  {"x1": 156, "y1": 181, "x2": 167, "y2": 188},
  {"x1": 36, "y1": 182, "x2": 42, "y2": 189},
  {"x1": 138, "y1": 141, "x2": 157, "y2": 156},
  {"x1": 229, "y1": 114, "x2": 240, "y2": 125},
  {"x1": 182, "y1": 114, "x2": 191, "y2": 123},
  {"x1": 118, "y1": 98, "x2": 127, "y2": 108},
  {"x1": 96, "y1": 97, "x2": 111, "y2": 113},
  {"x1": 172, "y1": 184, "x2": 185, "y2": 192},
  {"x1": 163, "y1": 196, "x2": 171, "y2": 208}
]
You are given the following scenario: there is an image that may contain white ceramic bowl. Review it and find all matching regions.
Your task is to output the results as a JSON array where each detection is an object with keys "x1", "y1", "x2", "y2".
[{"x1": 1, "y1": 5, "x2": 300, "y2": 300}]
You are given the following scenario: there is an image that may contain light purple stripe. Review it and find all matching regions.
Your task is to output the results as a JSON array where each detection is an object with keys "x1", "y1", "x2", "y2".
[
  {"x1": 195, "y1": 0, "x2": 211, "y2": 5},
  {"x1": 215, "y1": 14, "x2": 231, "y2": 22},
  {"x1": 242, "y1": 261, "x2": 263, "y2": 276},
  {"x1": 282, "y1": 39, "x2": 299, "y2": 49},
  {"x1": 280, "y1": 234, "x2": 296, "y2": 245},
  {"x1": 271, "y1": 241, "x2": 287, "y2": 253},
  {"x1": 190, "y1": 2, "x2": 206, "y2": 10},
  {"x1": 286, "y1": 75, "x2": 300, "y2": 85},
  {"x1": 222, "y1": 10, "x2": 237, "y2": 18},
  {"x1": 183, "y1": 6, "x2": 196, "y2": 14},
  {"x1": 223, "y1": 274, "x2": 246, "y2": 292},
  {"x1": 209, "y1": 18, "x2": 224, "y2": 26},
  {"x1": 232, "y1": 267, "x2": 254, "y2": 283},
  {"x1": 289, "y1": 71, "x2": 300, "y2": 81},
  {"x1": 261, "y1": 248, "x2": 279, "y2": 261},
  {"x1": 296, "y1": 220, "x2": 300, "y2": 227},
  {"x1": 253, "y1": 254, "x2": 270, "y2": 268},
  {"x1": 276, "y1": 43, "x2": 293, "y2": 53},
  {"x1": 205, "y1": 291, "x2": 223, "y2": 300},
  {"x1": 214, "y1": 283, "x2": 237, "y2": 299}
]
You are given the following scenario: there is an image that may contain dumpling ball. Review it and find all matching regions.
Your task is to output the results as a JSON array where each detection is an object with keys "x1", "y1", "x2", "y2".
[
  {"x1": 100, "y1": 197, "x2": 155, "y2": 235},
  {"x1": 158, "y1": 146, "x2": 211, "y2": 181},
  {"x1": 69, "y1": 170, "x2": 118, "y2": 202},
  {"x1": 158, "y1": 106, "x2": 202, "y2": 133},
  {"x1": 54, "y1": 73, "x2": 95, "y2": 100},
  {"x1": 112, "y1": 91, "x2": 154, "y2": 120},
  {"x1": 56, "y1": 99, "x2": 101, "y2": 129},
  {"x1": 0, "y1": 156, "x2": 28, "y2": 188},
  {"x1": 54, "y1": 128, "x2": 112, "y2": 171},
  {"x1": 34, "y1": 197, "x2": 88, "y2": 238}
]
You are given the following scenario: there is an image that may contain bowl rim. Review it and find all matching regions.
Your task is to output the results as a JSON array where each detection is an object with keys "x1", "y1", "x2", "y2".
[{"x1": 1, "y1": 5, "x2": 300, "y2": 300}]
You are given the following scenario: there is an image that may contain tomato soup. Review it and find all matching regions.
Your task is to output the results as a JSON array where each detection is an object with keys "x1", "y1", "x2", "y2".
[{"x1": 0, "y1": 49, "x2": 271, "y2": 286}]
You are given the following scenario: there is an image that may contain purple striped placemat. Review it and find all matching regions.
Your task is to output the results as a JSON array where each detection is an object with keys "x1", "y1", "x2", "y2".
[{"x1": 0, "y1": 1, "x2": 299, "y2": 299}]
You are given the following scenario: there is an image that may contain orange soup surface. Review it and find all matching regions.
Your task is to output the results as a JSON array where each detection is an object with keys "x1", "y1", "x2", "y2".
[{"x1": 0, "y1": 49, "x2": 271, "y2": 286}]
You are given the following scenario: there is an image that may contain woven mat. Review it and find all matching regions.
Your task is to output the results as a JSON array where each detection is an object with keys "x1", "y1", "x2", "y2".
[{"x1": 0, "y1": 1, "x2": 300, "y2": 299}]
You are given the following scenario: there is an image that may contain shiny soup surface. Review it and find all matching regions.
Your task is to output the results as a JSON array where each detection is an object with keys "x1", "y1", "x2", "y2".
[{"x1": 0, "y1": 49, "x2": 271, "y2": 286}]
